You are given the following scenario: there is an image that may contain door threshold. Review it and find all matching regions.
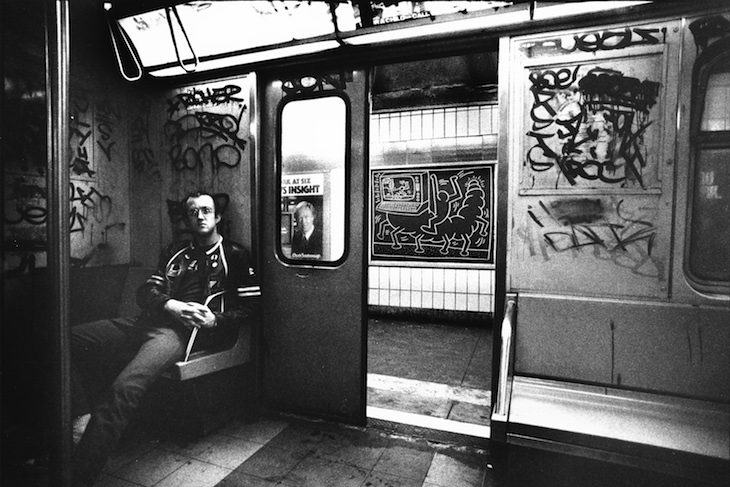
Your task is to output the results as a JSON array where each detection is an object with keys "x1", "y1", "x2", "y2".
[{"x1": 367, "y1": 405, "x2": 491, "y2": 439}]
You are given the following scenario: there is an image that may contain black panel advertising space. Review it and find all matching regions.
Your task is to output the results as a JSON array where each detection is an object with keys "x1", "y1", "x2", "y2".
[{"x1": 371, "y1": 164, "x2": 495, "y2": 264}]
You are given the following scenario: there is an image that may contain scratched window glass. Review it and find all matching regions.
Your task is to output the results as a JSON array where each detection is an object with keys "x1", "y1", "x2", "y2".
[{"x1": 279, "y1": 95, "x2": 347, "y2": 264}]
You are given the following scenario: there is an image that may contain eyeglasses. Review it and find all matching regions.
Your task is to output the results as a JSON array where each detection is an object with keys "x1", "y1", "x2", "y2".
[{"x1": 187, "y1": 207, "x2": 214, "y2": 217}]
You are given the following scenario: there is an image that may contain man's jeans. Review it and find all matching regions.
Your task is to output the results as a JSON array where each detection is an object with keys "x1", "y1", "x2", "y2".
[{"x1": 70, "y1": 317, "x2": 187, "y2": 486}]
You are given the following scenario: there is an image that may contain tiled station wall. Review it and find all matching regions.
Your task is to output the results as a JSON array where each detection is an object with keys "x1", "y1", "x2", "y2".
[
  {"x1": 368, "y1": 104, "x2": 498, "y2": 314},
  {"x1": 369, "y1": 266, "x2": 496, "y2": 313}
]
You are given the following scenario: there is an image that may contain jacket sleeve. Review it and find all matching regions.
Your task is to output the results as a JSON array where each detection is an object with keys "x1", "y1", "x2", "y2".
[
  {"x1": 214, "y1": 247, "x2": 261, "y2": 331},
  {"x1": 136, "y1": 246, "x2": 172, "y2": 314}
]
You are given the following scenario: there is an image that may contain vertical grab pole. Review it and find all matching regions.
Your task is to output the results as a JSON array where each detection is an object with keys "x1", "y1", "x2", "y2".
[
  {"x1": 491, "y1": 293, "x2": 517, "y2": 440},
  {"x1": 46, "y1": 0, "x2": 71, "y2": 485}
]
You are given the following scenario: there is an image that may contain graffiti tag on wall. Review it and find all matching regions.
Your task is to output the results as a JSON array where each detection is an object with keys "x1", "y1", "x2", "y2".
[
  {"x1": 164, "y1": 83, "x2": 248, "y2": 174},
  {"x1": 371, "y1": 165, "x2": 494, "y2": 263},
  {"x1": 521, "y1": 26, "x2": 666, "y2": 58},
  {"x1": 524, "y1": 62, "x2": 661, "y2": 189},
  {"x1": 518, "y1": 196, "x2": 661, "y2": 277}
]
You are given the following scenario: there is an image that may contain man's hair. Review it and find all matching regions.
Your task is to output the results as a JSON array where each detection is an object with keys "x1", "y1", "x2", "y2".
[
  {"x1": 184, "y1": 190, "x2": 220, "y2": 215},
  {"x1": 294, "y1": 200, "x2": 316, "y2": 220}
]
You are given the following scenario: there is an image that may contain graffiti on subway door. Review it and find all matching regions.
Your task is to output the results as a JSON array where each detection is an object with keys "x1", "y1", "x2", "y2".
[
  {"x1": 521, "y1": 196, "x2": 660, "y2": 277},
  {"x1": 371, "y1": 165, "x2": 494, "y2": 263},
  {"x1": 524, "y1": 62, "x2": 661, "y2": 190}
]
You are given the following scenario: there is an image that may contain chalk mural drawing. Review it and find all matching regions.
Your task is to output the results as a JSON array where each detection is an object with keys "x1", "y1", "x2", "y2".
[
  {"x1": 372, "y1": 165, "x2": 494, "y2": 263},
  {"x1": 522, "y1": 196, "x2": 661, "y2": 277},
  {"x1": 524, "y1": 63, "x2": 661, "y2": 189}
]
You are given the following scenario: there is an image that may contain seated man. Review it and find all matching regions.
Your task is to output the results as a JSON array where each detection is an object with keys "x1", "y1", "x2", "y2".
[{"x1": 71, "y1": 190, "x2": 260, "y2": 487}]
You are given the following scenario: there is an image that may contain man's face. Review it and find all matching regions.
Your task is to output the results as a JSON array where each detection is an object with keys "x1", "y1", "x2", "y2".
[
  {"x1": 186, "y1": 195, "x2": 220, "y2": 236},
  {"x1": 297, "y1": 208, "x2": 314, "y2": 233}
]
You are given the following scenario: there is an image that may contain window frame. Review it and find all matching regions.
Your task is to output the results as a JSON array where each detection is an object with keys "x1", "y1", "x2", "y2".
[
  {"x1": 684, "y1": 36, "x2": 730, "y2": 295},
  {"x1": 275, "y1": 91, "x2": 352, "y2": 268}
]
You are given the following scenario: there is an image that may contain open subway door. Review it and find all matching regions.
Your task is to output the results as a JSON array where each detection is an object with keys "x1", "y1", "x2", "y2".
[{"x1": 259, "y1": 70, "x2": 368, "y2": 423}]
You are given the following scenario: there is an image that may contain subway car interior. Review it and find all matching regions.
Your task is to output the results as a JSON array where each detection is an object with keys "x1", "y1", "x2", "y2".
[{"x1": 1, "y1": 1, "x2": 729, "y2": 486}]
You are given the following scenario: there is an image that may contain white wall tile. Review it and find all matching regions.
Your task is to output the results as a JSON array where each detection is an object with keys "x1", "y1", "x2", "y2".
[
  {"x1": 467, "y1": 293, "x2": 480, "y2": 312},
  {"x1": 455, "y1": 269, "x2": 468, "y2": 293},
  {"x1": 422, "y1": 291, "x2": 433, "y2": 309},
  {"x1": 479, "y1": 270, "x2": 493, "y2": 295},
  {"x1": 389, "y1": 113, "x2": 400, "y2": 141},
  {"x1": 467, "y1": 269, "x2": 479, "y2": 293},
  {"x1": 400, "y1": 113, "x2": 411, "y2": 141},
  {"x1": 443, "y1": 268, "x2": 456, "y2": 293},
  {"x1": 411, "y1": 268, "x2": 422, "y2": 290},
  {"x1": 389, "y1": 267, "x2": 400, "y2": 290},
  {"x1": 400, "y1": 290, "x2": 411, "y2": 307},
  {"x1": 422, "y1": 110, "x2": 433, "y2": 139},
  {"x1": 479, "y1": 294, "x2": 491, "y2": 312},
  {"x1": 411, "y1": 111, "x2": 422, "y2": 140},
  {"x1": 444, "y1": 292, "x2": 456, "y2": 310},
  {"x1": 369, "y1": 266, "x2": 379, "y2": 289},
  {"x1": 369, "y1": 289, "x2": 379, "y2": 305},
  {"x1": 468, "y1": 106, "x2": 480, "y2": 136},
  {"x1": 379, "y1": 289, "x2": 389, "y2": 306},
  {"x1": 389, "y1": 289, "x2": 400, "y2": 306},
  {"x1": 379, "y1": 115, "x2": 389, "y2": 142},
  {"x1": 433, "y1": 292, "x2": 444, "y2": 309},
  {"x1": 457, "y1": 293, "x2": 468, "y2": 311},
  {"x1": 422, "y1": 268, "x2": 434, "y2": 291},
  {"x1": 411, "y1": 291, "x2": 422, "y2": 308},
  {"x1": 399, "y1": 267, "x2": 410, "y2": 290},
  {"x1": 433, "y1": 109, "x2": 445, "y2": 138}
]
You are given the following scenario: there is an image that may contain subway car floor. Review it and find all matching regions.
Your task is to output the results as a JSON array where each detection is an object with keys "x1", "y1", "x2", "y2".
[
  {"x1": 10, "y1": 318, "x2": 722, "y2": 486},
  {"x1": 14, "y1": 411, "x2": 719, "y2": 487}
]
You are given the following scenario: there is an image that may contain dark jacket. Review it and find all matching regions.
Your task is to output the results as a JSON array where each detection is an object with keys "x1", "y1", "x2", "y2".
[
  {"x1": 291, "y1": 226, "x2": 323, "y2": 257},
  {"x1": 136, "y1": 237, "x2": 260, "y2": 348}
]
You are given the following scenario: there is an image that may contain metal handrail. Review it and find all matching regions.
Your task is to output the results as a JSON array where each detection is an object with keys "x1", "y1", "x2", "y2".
[
  {"x1": 165, "y1": 5, "x2": 199, "y2": 73},
  {"x1": 492, "y1": 293, "x2": 517, "y2": 421},
  {"x1": 106, "y1": 16, "x2": 143, "y2": 81}
]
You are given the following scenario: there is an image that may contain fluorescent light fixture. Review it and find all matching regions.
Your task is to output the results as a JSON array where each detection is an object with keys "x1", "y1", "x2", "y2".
[{"x1": 149, "y1": 40, "x2": 340, "y2": 77}]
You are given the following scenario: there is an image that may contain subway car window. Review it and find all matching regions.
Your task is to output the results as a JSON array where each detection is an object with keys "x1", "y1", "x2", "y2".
[
  {"x1": 687, "y1": 39, "x2": 730, "y2": 291},
  {"x1": 278, "y1": 94, "x2": 348, "y2": 265}
]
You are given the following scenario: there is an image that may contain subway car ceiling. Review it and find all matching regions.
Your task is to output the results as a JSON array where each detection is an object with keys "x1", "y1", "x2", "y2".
[{"x1": 93, "y1": 0, "x2": 717, "y2": 83}]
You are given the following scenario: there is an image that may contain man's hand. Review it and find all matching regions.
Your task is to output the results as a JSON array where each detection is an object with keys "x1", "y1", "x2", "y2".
[{"x1": 164, "y1": 299, "x2": 217, "y2": 329}]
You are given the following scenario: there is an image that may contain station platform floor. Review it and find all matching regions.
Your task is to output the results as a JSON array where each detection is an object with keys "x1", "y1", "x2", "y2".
[{"x1": 366, "y1": 317, "x2": 492, "y2": 433}]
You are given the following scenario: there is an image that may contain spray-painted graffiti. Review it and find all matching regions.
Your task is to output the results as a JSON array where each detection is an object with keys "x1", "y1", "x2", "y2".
[
  {"x1": 522, "y1": 27, "x2": 666, "y2": 57},
  {"x1": 521, "y1": 197, "x2": 659, "y2": 276},
  {"x1": 525, "y1": 64, "x2": 660, "y2": 189},
  {"x1": 166, "y1": 192, "x2": 230, "y2": 241},
  {"x1": 4, "y1": 177, "x2": 48, "y2": 227},
  {"x1": 166, "y1": 84, "x2": 244, "y2": 115},
  {"x1": 372, "y1": 165, "x2": 494, "y2": 263},
  {"x1": 95, "y1": 98, "x2": 120, "y2": 163},
  {"x1": 165, "y1": 86, "x2": 248, "y2": 173},
  {"x1": 4, "y1": 179, "x2": 114, "y2": 234},
  {"x1": 130, "y1": 101, "x2": 158, "y2": 177},
  {"x1": 69, "y1": 89, "x2": 95, "y2": 178},
  {"x1": 69, "y1": 182, "x2": 113, "y2": 234}
]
